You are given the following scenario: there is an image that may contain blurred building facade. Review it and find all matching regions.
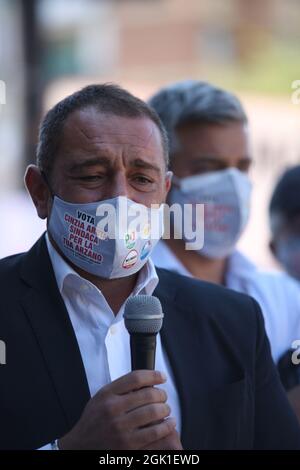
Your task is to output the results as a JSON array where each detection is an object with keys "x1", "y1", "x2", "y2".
[{"x1": 0, "y1": 0, "x2": 300, "y2": 264}]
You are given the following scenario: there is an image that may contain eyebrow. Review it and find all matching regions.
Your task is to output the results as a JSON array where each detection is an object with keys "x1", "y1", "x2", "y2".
[
  {"x1": 68, "y1": 156, "x2": 111, "y2": 173},
  {"x1": 67, "y1": 156, "x2": 162, "y2": 174},
  {"x1": 129, "y1": 158, "x2": 161, "y2": 174}
]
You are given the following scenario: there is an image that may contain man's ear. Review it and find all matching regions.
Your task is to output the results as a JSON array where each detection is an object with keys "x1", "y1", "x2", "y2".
[
  {"x1": 24, "y1": 165, "x2": 51, "y2": 220},
  {"x1": 165, "y1": 171, "x2": 173, "y2": 195}
]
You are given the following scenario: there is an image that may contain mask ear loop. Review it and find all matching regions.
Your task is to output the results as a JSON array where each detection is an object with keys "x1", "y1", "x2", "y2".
[{"x1": 40, "y1": 171, "x2": 56, "y2": 243}]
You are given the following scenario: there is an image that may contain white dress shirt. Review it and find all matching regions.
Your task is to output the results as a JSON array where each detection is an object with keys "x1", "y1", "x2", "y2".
[
  {"x1": 152, "y1": 240, "x2": 300, "y2": 363},
  {"x1": 39, "y1": 234, "x2": 181, "y2": 449}
]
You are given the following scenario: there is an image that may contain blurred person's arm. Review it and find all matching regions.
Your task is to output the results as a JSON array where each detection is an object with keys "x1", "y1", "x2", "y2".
[{"x1": 253, "y1": 301, "x2": 300, "y2": 449}]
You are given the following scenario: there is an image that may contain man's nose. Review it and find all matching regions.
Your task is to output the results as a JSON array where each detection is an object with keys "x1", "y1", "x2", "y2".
[{"x1": 109, "y1": 172, "x2": 132, "y2": 199}]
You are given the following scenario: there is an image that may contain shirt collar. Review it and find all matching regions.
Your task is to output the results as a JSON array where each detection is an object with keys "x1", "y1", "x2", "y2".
[
  {"x1": 152, "y1": 241, "x2": 257, "y2": 284},
  {"x1": 226, "y1": 249, "x2": 257, "y2": 279},
  {"x1": 45, "y1": 232, "x2": 159, "y2": 298}
]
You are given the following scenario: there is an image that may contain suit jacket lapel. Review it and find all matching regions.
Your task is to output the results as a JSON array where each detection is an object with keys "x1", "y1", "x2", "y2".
[{"x1": 20, "y1": 234, "x2": 91, "y2": 429}]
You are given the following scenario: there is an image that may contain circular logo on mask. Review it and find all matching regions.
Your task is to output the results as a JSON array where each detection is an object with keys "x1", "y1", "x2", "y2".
[
  {"x1": 122, "y1": 250, "x2": 138, "y2": 269},
  {"x1": 140, "y1": 240, "x2": 152, "y2": 260}
]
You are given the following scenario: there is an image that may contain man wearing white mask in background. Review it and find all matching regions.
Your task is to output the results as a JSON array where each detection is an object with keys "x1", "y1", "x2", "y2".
[
  {"x1": 269, "y1": 165, "x2": 300, "y2": 283},
  {"x1": 149, "y1": 81, "x2": 300, "y2": 417}
]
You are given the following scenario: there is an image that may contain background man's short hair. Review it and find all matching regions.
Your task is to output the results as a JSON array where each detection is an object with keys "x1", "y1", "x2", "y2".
[
  {"x1": 36, "y1": 83, "x2": 169, "y2": 175},
  {"x1": 269, "y1": 165, "x2": 300, "y2": 234},
  {"x1": 148, "y1": 79, "x2": 248, "y2": 158}
]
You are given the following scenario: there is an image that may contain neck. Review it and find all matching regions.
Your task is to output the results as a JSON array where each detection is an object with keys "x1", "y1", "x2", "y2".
[
  {"x1": 165, "y1": 238, "x2": 228, "y2": 285},
  {"x1": 75, "y1": 268, "x2": 138, "y2": 314},
  {"x1": 49, "y1": 234, "x2": 137, "y2": 315}
]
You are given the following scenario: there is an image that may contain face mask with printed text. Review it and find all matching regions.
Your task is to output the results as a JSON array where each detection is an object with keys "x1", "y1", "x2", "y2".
[
  {"x1": 168, "y1": 167, "x2": 252, "y2": 259},
  {"x1": 48, "y1": 195, "x2": 164, "y2": 279}
]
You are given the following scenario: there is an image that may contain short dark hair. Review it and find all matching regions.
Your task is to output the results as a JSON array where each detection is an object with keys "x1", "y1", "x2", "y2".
[
  {"x1": 270, "y1": 165, "x2": 300, "y2": 220},
  {"x1": 36, "y1": 83, "x2": 169, "y2": 175}
]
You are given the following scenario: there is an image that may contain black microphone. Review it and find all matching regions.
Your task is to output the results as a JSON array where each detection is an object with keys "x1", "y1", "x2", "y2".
[{"x1": 124, "y1": 295, "x2": 164, "y2": 370}]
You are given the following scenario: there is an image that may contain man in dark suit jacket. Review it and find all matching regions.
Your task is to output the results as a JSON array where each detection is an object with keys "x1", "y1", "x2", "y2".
[{"x1": 0, "y1": 84, "x2": 300, "y2": 450}]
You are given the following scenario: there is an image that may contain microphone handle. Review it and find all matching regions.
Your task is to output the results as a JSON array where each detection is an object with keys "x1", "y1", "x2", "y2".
[{"x1": 130, "y1": 333, "x2": 157, "y2": 371}]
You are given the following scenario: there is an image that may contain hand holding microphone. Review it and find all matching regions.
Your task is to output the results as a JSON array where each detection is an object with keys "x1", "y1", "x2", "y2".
[
  {"x1": 58, "y1": 296, "x2": 181, "y2": 450},
  {"x1": 124, "y1": 295, "x2": 182, "y2": 450}
]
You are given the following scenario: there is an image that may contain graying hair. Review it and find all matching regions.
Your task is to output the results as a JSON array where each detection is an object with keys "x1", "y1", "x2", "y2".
[{"x1": 148, "y1": 80, "x2": 247, "y2": 158}]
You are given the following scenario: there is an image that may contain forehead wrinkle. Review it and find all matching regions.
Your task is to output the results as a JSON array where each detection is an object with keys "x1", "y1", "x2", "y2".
[
  {"x1": 64, "y1": 113, "x2": 161, "y2": 151},
  {"x1": 76, "y1": 140, "x2": 157, "y2": 151},
  {"x1": 62, "y1": 119, "x2": 164, "y2": 170},
  {"x1": 76, "y1": 124, "x2": 152, "y2": 146},
  {"x1": 63, "y1": 144, "x2": 160, "y2": 170},
  {"x1": 76, "y1": 134, "x2": 157, "y2": 153}
]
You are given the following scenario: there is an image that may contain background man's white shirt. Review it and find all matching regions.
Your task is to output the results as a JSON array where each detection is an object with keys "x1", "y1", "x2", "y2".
[{"x1": 152, "y1": 240, "x2": 300, "y2": 363}]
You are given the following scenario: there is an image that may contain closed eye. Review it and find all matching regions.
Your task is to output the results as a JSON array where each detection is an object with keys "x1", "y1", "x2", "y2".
[
  {"x1": 132, "y1": 175, "x2": 153, "y2": 184},
  {"x1": 78, "y1": 175, "x2": 105, "y2": 182}
]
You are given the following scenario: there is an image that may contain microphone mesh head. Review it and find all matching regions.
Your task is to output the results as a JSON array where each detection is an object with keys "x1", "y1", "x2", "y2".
[{"x1": 124, "y1": 295, "x2": 164, "y2": 334}]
